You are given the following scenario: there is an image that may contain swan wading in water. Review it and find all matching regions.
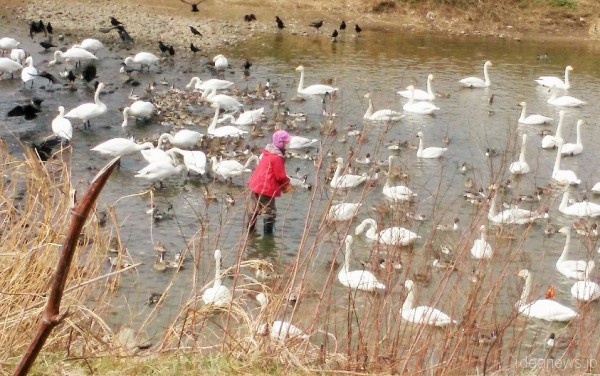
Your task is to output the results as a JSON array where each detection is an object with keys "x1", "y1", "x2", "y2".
[
  {"x1": 218, "y1": 107, "x2": 264, "y2": 126},
  {"x1": 157, "y1": 130, "x2": 203, "y2": 149},
  {"x1": 166, "y1": 148, "x2": 207, "y2": 175},
  {"x1": 121, "y1": 101, "x2": 155, "y2": 127},
  {"x1": 208, "y1": 103, "x2": 248, "y2": 138},
  {"x1": 64, "y1": 82, "x2": 107, "y2": 129},
  {"x1": 416, "y1": 131, "x2": 447, "y2": 158},
  {"x1": 91, "y1": 137, "x2": 154, "y2": 158},
  {"x1": 355, "y1": 218, "x2": 420, "y2": 246},
  {"x1": 330, "y1": 157, "x2": 367, "y2": 189},
  {"x1": 124, "y1": 52, "x2": 160, "y2": 71},
  {"x1": 51, "y1": 106, "x2": 73, "y2": 141},
  {"x1": 541, "y1": 110, "x2": 565, "y2": 149},
  {"x1": 72, "y1": 38, "x2": 104, "y2": 54},
  {"x1": 0, "y1": 57, "x2": 23, "y2": 79},
  {"x1": 212, "y1": 54, "x2": 228, "y2": 72},
  {"x1": 556, "y1": 227, "x2": 595, "y2": 280},
  {"x1": 470, "y1": 225, "x2": 493, "y2": 259},
  {"x1": 201, "y1": 249, "x2": 232, "y2": 307},
  {"x1": 0, "y1": 37, "x2": 20, "y2": 53},
  {"x1": 397, "y1": 74, "x2": 436, "y2": 101},
  {"x1": 571, "y1": 280, "x2": 600, "y2": 302},
  {"x1": 535, "y1": 65, "x2": 573, "y2": 89},
  {"x1": 338, "y1": 235, "x2": 385, "y2": 292},
  {"x1": 518, "y1": 101, "x2": 552, "y2": 125},
  {"x1": 211, "y1": 155, "x2": 258, "y2": 180},
  {"x1": 516, "y1": 269, "x2": 578, "y2": 322},
  {"x1": 256, "y1": 293, "x2": 308, "y2": 340},
  {"x1": 204, "y1": 87, "x2": 243, "y2": 112},
  {"x1": 382, "y1": 156, "x2": 416, "y2": 202},
  {"x1": 20, "y1": 56, "x2": 37, "y2": 88},
  {"x1": 561, "y1": 119, "x2": 584, "y2": 156},
  {"x1": 135, "y1": 160, "x2": 186, "y2": 185},
  {"x1": 552, "y1": 140, "x2": 580, "y2": 186},
  {"x1": 403, "y1": 85, "x2": 439, "y2": 115},
  {"x1": 326, "y1": 202, "x2": 361, "y2": 222},
  {"x1": 558, "y1": 189, "x2": 600, "y2": 217},
  {"x1": 509, "y1": 133, "x2": 530, "y2": 175},
  {"x1": 295, "y1": 65, "x2": 338, "y2": 97},
  {"x1": 48, "y1": 47, "x2": 98, "y2": 66},
  {"x1": 363, "y1": 93, "x2": 404, "y2": 121},
  {"x1": 547, "y1": 86, "x2": 586, "y2": 107},
  {"x1": 186, "y1": 77, "x2": 234, "y2": 91},
  {"x1": 459, "y1": 60, "x2": 492, "y2": 88},
  {"x1": 401, "y1": 280, "x2": 456, "y2": 327}
]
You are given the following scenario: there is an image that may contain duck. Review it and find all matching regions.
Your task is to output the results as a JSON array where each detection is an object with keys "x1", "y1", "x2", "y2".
[
  {"x1": 91, "y1": 137, "x2": 154, "y2": 157},
  {"x1": 517, "y1": 101, "x2": 552, "y2": 125},
  {"x1": 470, "y1": 225, "x2": 493, "y2": 259},
  {"x1": 516, "y1": 269, "x2": 578, "y2": 321},
  {"x1": 326, "y1": 202, "x2": 361, "y2": 222},
  {"x1": 558, "y1": 189, "x2": 600, "y2": 217},
  {"x1": 123, "y1": 52, "x2": 160, "y2": 71},
  {"x1": 355, "y1": 218, "x2": 420, "y2": 246},
  {"x1": 416, "y1": 131, "x2": 447, "y2": 158},
  {"x1": 255, "y1": 293, "x2": 308, "y2": 340},
  {"x1": 402, "y1": 86, "x2": 440, "y2": 115},
  {"x1": 547, "y1": 86, "x2": 586, "y2": 107},
  {"x1": 51, "y1": 106, "x2": 73, "y2": 141},
  {"x1": 330, "y1": 157, "x2": 367, "y2": 189},
  {"x1": 570, "y1": 280, "x2": 600, "y2": 302},
  {"x1": 459, "y1": 60, "x2": 492, "y2": 88},
  {"x1": 20, "y1": 56, "x2": 37, "y2": 88},
  {"x1": 288, "y1": 136, "x2": 318, "y2": 149},
  {"x1": 201, "y1": 249, "x2": 232, "y2": 307},
  {"x1": 186, "y1": 77, "x2": 234, "y2": 91},
  {"x1": 72, "y1": 38, "x2": 104, "y2": 54},
  {"x1": 541, "y1": 110, "x2": 564, "y2": 149},
  {"x1": 218, "y1": 107, "x2": 264, "y2": 126},
  {"x1": 121, "y1": 101, "x2": 155, "y2": 127},
  {"x1": 157, "y1": 130, "x2": 203, "y2": 149},
  {"x1": 382, "y1": 156, "x2": 415, "y2": 202},
  {"x1": 64, "y1": 82, "x2": 107, "y2": 129},
  {"x1": 208, "y1": 103, "x2": 248, "y2": 138},
  {"x1": 431, "y1": 256, "x2": 457, "y2": 270},
  {"x1": 210, "y1": 155, "x2": 258, "y2": 180},
  {"x1": 0, "y1": 57, "x2": 23, "y2": 79},
  {"x1": 337, "y1": 235, "x2": 385, "y2": 292},
  {"x1": 397, "y1": 74, "x2": 436, "y2": 101},
  {"x1": 400, "y1": 280, "x2": 456, "y2": 327},
  {"x1": 552, "y1": 140, "x2": 580, "y2": 185},
  {"x1": 363, "y1": 93, "x2": 404, "y2": 122},
  {"x1": 204, "y1": 87, "x2": 243, "y2": 112},
  {"x1": 535, "y1": 65, "x2": 573, "y2": 89},
  {"x1": 166, "y1": 148, "x2": 207, "y2": 175},
  {"x1": 545, "y1": 332, "x2": 574, "y2": 349},
  {"x1": 556, "y1": 227, "x2": 595, "y2": 280},
  {"x1": 48, "y1": 47, "x2": 98, "y2": 66},
  {"x1": 212, "y1": 54, "x2": 228, "y2": 72},
  {"x1": 295, "y1": 65, "x2": 338, "y2": 97},
  {"x1": 509, "y1": 133, "x2": 530, "y2": 175},
  {"x1": 436, "y1": 218, "x2": 459, "y2": 232},
  {"x1": 561, "y1": 119, "x2": 584, "y2": 156}
]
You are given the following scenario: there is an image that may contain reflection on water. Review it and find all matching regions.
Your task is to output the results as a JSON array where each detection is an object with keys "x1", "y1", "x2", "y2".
[{"x1": 1, "y1": 18, "x2": 600, "y2": 369}]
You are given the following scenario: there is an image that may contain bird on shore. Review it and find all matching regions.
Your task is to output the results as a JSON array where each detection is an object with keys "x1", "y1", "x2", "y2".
[
  {"x1": 180, "y1": 0, "x2": 202, "y2": 12},
  {"x1": 29, "y1": 20, "x2": 47, "y2": 38},
  {"x1": 110, "y1": 16, "x2": 124, "y2": 26},
  {"x1": 7, "y1": 99, "x2": 43, "y2": 120},
  {"x1": 158, "y1": 41, "x2": 170, "y2": 54},
  {"x1": 331, "y1": 29, "x2": 338, "y2": 42},
  {"x1": 242, "y1": 59, "x2": 252, "y2": 71},
  {"x1": 190, "y1": 43, "x2": 200, "y2": 53},
  {"x1": 30, "y1": 136, "x2": 62, "y2": 161},
  {"x1": 340, "y1": 20, "x2": 346, "y2": 30},
  {"x1": 355, "y1": 24, "x2": 362, "y2": 35},
  {"x1": 39, "y1": 40, "x2": 56, "y2": 51},
  {"x1": 46, "y1": 22, "x2": 53, "y2": 34},
  {"x1": 275, "y1": 16, "x2": 285, "y2": 30},
  {"x1": 244, "y1": 14, "x2": 257, "y2": 22},
  {"x1": 189, "y1": 26, "x2": 202, "y2": 36},
  {"x1": 36, "y1": 71, "x2": 59, "y2": 84},
  {"x1": 309, "y1": 20, "x2": 324, "y2": 32}
]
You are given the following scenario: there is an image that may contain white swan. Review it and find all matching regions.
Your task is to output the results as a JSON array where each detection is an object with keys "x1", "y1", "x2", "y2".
[
  {"x1": 535, "y1": 65, "x2": 573, "y2": 89},
  {"x1": 488, "y1": 191, "x2": 545, "y2": 225},
  {"x1": 518, "y1": 101, "x2": 552, "y2": 125},
  {"x1": 295, "y1": 65, "x2": 338, "y2": 97},
  {"x1": 51, "y1": 106, "x2": 73, "y2": 141},
  {"x1": 326, "y1": 203, "x2": 361, "y2": 222},
  {"x1": 330, "y1": 157, "x2": 367, "y2": 189},
  {"x1": 256, "y1": 293, "x2": 308, "y2": 340},
  {"x1": 552, "y1": 140, "x2": 580, "y2": 185},
  {"x1": 205, "y1": 87, "x2": 243, "y2": 112},
  {"x1": 558, "y1": 189, "x2": 600, "y2": 217},
  {"x1": 157, "y1": 130, "x2": 203, "y2": 149},
  {"x1": 208, "y1": 103, "x2": 248, "y2": 137},
  {"x1": 561, "y1": 119, "x2": 584, "y2": 156},
  {"x1": 516, "y1": 269, "x2": 578, "y2": 322},
  {"x1": 73, "y1": 38, "x2": 104, "y2": 53},
  {"x1": 288, "y1": 136, "x2": 318, "y2": 149},
  {"x1": 382, "y1": 156, "x2": 416, "y2": 202},
  {"x1": 64, "y1": 82, "x2": 107, "y2": 128},
  {"x1": 403, "y1": 86, "x2": 440, "y2": 115},
  {"x1": 123, "y1": 52, "x2": 160, "y2": 71},
  {"x1": 401, "y1": 280, "x2": 456, "y2": 327},
  {"x1": 10, "y1": 48, "x2": 25, "y2": 64},
  {"x1": 91, "y1": 137, "x2": 154, "y2": 157},
  {"x1": 541, "y1": 110, "x2": 565, "y2": 149},
  {"x1": 556, "y1": 227, "x2": 595, "y2": 280},
  {"x1": 509, "y1": 133, "x2": 530, "y2": 175},
  {"x1": 121, "y1": 101, "x2": 155, "y2": 127},
  {"x1": 211, "y1": 155, "x2": 258, "y2": 180},
  {"x1": 135, "y1": 161, "x2": 186, "y2": 184},
  {"x1": 201, "y1": 249, "x2": 232, "y2": 307},
  {"x1": 0, "y1": 37, "x2": 20, "y2": 53},
  {"x1": 0, "y1": 57, "x2": 22, "y2": 78},
  {"x1": 459, "y1": 60, "x2": 492, "y2": 88},
  {"x1": 166, "y1": 148, "x2": 207, "y2": 175},
  {"x1": 397, "y1": 74, "x2": 436, "y2": 101},
  {"x1": 218, "y1": 108, "x2": 264, "y2": 126},
  {"x1": 470, "y1": 225, "x2": 493, "y2": 259},
  {"x1": 416, "y1": 131, "x2": 447, "y2": 158},
  {"x1": 212, "y1": 54, "x2": 228, "y2": 72},
  {"x1": 338, "y1": 235, "x2": 385, "y2": 292},
  {"x1": 186, "y1": 77, "x2": 234, "y2": 91},
  {"x1": 20, "y1": 56, "x2": 37, "y2": 88},
  {"x1": 547, "y1": 86, "x2": 586, "y2": 107},
  {"x1": 141, "y1": 148, "x2": 172, "y2": 165},
  {"x1": 355, "y1": 218, "x2": 420, "y2": 246},
  {"x1": 49, "y1": 47, "x2": 98, "y2": 66},
  {"x1": 571, "y1": 280, "x2": 600, "y2": 302},
  {"x1": 363, "y1": 93, "x2": 404, "y2": 121}
]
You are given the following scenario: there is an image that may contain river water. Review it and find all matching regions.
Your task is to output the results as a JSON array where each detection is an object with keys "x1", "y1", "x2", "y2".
[{"x1": 1, "y1": 18, "x2": 599, "y2": 370}]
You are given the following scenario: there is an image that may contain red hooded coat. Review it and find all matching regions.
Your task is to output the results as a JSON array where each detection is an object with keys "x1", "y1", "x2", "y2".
[{"x1": 248, "y1": 144, "x2": 290, "y2": 198}]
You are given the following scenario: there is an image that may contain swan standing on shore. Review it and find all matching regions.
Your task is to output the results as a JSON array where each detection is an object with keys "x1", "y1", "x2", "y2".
[
  {"x1": 401, "y1": 280, "x2": 456, "y2": 326},
  {"x1": 51, "y1": 106, "x2": 73, "y2": 141},
  {"x1": 355, "y1": 218, "x2": 420, "y2": 246},
  {"x1": 416, "y1": 131, "x2": 447, "y2": 158},
  {"x1": 212, "y1": 54, "x2": 228, "y2": 72},
  {"x1": 561, "y1": 120, "x2": 584, "y2": 156},
  {"x1": 295, "y1": 65, "x2": 338, "y2": 97},
  {"x1": 121, "y1": 101, "x2": 155, "y2": 127},
  {"x1": 556, "y1": 227, "x2": 595, "y2": 280},
  {"x1": 49, "y1": 47, "x2": 98, "y2": 66},
  {"x1": 338, "y1": 235, "x2": 385, "y2": 292},
  {"x1": 509, "y1": 134, "x2": 530, "y2": 175},
  {"x1": 72, "y1": 38, "x2": 104, "y2": 54},
  {"x1": 518, "y1": 101, "x2": 552, "y2": 125},
  {"x1": 459, "y1": 60, "x2": 492, "y2": 88},
  {"x1": 202, "y1": 249, "x2": 232, "y2": 307},
  {"x1": 0, "y1": 37, "x2": 20, "y2": 54},
  {"x1": 0, "y1": 57, "x2": 22, "y2": 78},
  {"x1": 64, "y1": 82, "x2": 107, "y2": 128},
  {"x1": 363, "y1": 93, "x2": 404, "y2": 121},
  {"x1": 535, "y1": 65, "x2": 573, "y2": 89},
  {"x1": 516, "y1": 269, "x2": 578, "y2": 322},
  {"x1": 397, "y1": 74, "x2": 436, "y2": 101}
]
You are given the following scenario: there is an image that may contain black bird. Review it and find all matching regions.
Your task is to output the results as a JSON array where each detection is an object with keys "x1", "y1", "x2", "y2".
[
  {"x1": 29, "y1": 20, "x2": 47, "y2": 38},
  {"x1": 309, "y1": 20, "x2": 324, "y2": 31},
  {"x1": 242, "y1": 59, "x2": 252, "y2": 70},
  {"x1": 39, "y1": 40, "x2": 56, "y2": 51},
  {"x1": 30, "y1": 136, "x2": 62, "y2": 161},
  {"x1": 66, "y1": 69, "x2": 77, "y2": 83},
  {"x1": 340, "y1": 20, "x2": 346, "y2": 31},
  {"x1": 46, "y1": 22, "x2": 53, "y2": 34},
  {"x1": 117, "y1": 27, "x2": 134, "y2": 43},
  {"x1": 189, "y1": 25, "x2": 202, "y2": 36},
  {"x1": 190, "y1": 43, "x2": 200, "y2": 53},
  {"x1": 250, "y1": 14, "x2": 256, "y2": 21},
  {"x1": 110, "y1": 16, "x2": 124, "y2": 26},
  {"x1": 355, "y1": 24, "x2": 362, "y2": 34},
  {"x1": 331, "y1": 29, "x2": 339, "y2": 41},
  {"x1": 158, "y1": 41, "x2": 170, "y2": 54},
  {"x1": 8, "y1": 100, "x2": 43, "y2": 121},
  {"x1": 168, "y1": 45, "x2": 175, "y2": 56},
  {"x1": 275, "y1": 16, "x2": 285, "y2": 30},
  {"x1": 81, "y1": 64, "x2": 97, "y2": 83},
  {"x1": 244, "y1": 14, "x2": 251, "y2": 22},
  {"x1": 180, "y1": 0, "x2": 201, "y2": 12},
  {"x1": 36, "y1": 71, "x2": 59, "y2": 84}
]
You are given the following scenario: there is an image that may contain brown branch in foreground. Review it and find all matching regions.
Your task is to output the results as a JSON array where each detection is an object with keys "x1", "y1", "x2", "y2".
[{"x1": 13, "y1": 156, "x2": 121, "y2": 376}]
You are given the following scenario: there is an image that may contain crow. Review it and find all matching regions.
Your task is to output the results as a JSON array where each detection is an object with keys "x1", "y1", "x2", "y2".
[
  {"x1": 36, "y1": 71, "x2": 59, "y2": 84},
  {"x1": 309, "y1": 20, "x2": 324, "y2": 31},
  {"x1": 275, "y1": 16, "x2": 285, "y2": 30},
  {"x1": 30, "y1": 136, "x2": 62, "y2": 161},
  {"x1": 168, "y1": 45, "x2": 175, "y2": 56},
  {"x1": 29, "y1": 20, "x2": 47, "y2": 38},
  {"x1": 190, "y1": 43, "x2": 200, "y2": 53},
  {"x1": 244, "y1": 14, "x2": 257, "y2": 22},
  {"x1": 340, "y1": 20, "x2": 346, "y2": 31},
  {"x1": 158, "y1": 41, "x2": 170, "y2": 54},
  {"x1": 331, "y1": 29, "x2": 339, "y2": 42},
  {"x1": 110, "y1": 16, "x2": 124, "y2": 26},
  {"x1": 242, "y1": 60, "x2": 252, "y2": 70},
  {"x1": 46, "y1": 22, "x2": 53, "y2": 34},
  {"x1": 355, "y1": 24, "x2": 362, "y2": 34},
  {"x1": 81, "y1": 64, "x2": 97, "y2": 83},
  {"x1": 180, "y1": 0, "x2": 202, "y2": 12},
  {"x1": 39, "y1": 40, "x2": 56, "y2": 51},
  {"x1": 8, "y1": 100, "x2": 43, "y2": 121},
  {"x1": 189, "y1": 26, "x2": 202, "y2": 36},
  {"x1": 118, "y1": 27, "x2": 134, "y2": 43}
]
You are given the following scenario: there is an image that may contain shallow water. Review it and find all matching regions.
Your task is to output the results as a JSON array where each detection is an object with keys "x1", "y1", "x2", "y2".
[{"x1": 1, "y1": 18, "x2": 599, "y2": 366}]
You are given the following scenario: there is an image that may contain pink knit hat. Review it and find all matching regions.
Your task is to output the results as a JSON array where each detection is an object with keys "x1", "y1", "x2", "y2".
[{"x1": 272, "y1": 130, "x2": 291, "y2": 149}]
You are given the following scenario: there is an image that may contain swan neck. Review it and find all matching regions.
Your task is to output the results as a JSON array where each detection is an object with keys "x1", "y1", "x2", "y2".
[
  {"x1": 417, "y1": 136, "x2": 424, "y2": 153},
  {"x1": 243, "y1": 155, "x2": 257, "y2": 168},
  {"x1": 208, "y1": 105, "x2": 220, "y2": 132},
  {"x1": 343, "y1": 239, "x2": 351, "y2": 271},
  {"x1": 364, "y1": 98, "x2": 374, "y2": 119},
  {"x1": 518, "y1": 272, "x2": 532, "y2": 307},
  {"x1": 576, "y1": 122, "x2": 582, "y2": 145},
  {"x1": 518, "y1": 106, "x2": 526, "y2": 122},
  {"x1": 519, "y1": 137, "x2": 527, "y2": 163},
  {"x1": 402, "y1": 286, "x2": 415, "y2": 311},
  {"x1": 332, "y1": 161, "x2": 343, "y2": 183},
  {"x1": 214, "y1": 253, "x2": 222, "y2": 288},
  {"x1": 564, "y1": 67, "x2": 570, "y2": 86},
  {"x1": 122, "y1": 107, "x2": 130, "y2": 127},
  {"x1": 559, "y1": 190, "x2": 569, "y2": 211},
  {"x1": 556, "y1": 113, "x2": 564, "y2": 139},
  {"x1": 483, "y1": 64, "x2": 491, "y2": 85},
  {"x1": 426, "y1": 77, "x2": 433, "y2": 98},
  {"x1": 553, "y1": 144, "x2": 562, "y2": 173},
  {"x1": 297, "y1": 69, "x2": 305, "y2": 92},
  {"x1": 94, "y1": 85, "x2": 104, "y2": 106},
  {"x1": 489, "y1": 194, "x2": 498, "y2": 217},
  {"x1": 158, "y1": 134, "x2": 173, "y2": 148},
  {"x1": 559, "y1": 230, "x2": 571, "y2": 261}
]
